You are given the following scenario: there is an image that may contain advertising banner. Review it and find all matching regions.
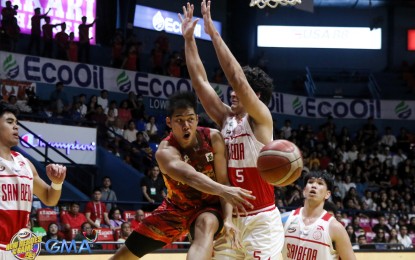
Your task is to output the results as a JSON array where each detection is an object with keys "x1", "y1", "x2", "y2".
[
  {"x1": 18, "y1": 121, "x2": 97, "y2": 165},
  {"x1": 1, "y1": 51, "x2": 413, "y2": 120}
]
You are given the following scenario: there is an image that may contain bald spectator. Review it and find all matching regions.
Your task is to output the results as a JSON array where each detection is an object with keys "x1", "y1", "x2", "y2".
[{"x1": 129, "y1": 209, "x2": 145, "y2": 230}]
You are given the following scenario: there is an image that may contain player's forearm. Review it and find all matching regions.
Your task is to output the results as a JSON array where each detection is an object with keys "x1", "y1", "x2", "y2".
[
  {"x1": 210, "y1": 31, "x2": 244, "y2": 87},
  {"x1": 42, "y1": 187, "x2": 62, "y2": 206},
  {"x1": 185, "y1": 37, "x2": 209, "y2": 89},
  {"x1": 182, "y1": 170, "x2": 225, "y2": 197}
]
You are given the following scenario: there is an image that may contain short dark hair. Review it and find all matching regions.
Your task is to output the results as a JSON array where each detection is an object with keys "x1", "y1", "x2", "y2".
[
  {"x1": 69, "y1": 201, "x2": 80, "y2": 207},
  {"x1": 303, "y1": 171, "x2": 334, "y2": 192},
  {"x1": 166, "y1": 91, "x2": 197, "y2": 117},
  {"x1": 242, "y1": 66, "x2": 273, "y2": 105},
  {"x1": 0, "y1": 101, "x2": 18, "y2": 117},
  {"x1": 81, "y1": 221, "x2": 91, "y2": 230},
  {"x1": 56, "y1": 81, "x2": 64, "y2": 87}
]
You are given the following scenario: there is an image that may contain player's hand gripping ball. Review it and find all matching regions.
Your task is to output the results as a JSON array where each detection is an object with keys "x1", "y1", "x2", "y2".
[{"x1": 257, "y1": 140, "x2": 303, "y2": 187}]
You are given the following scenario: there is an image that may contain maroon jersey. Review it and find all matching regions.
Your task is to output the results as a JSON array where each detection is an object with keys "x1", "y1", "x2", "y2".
[{"x1": 162, "y1": 127, "x2": 220, "y2": 210}]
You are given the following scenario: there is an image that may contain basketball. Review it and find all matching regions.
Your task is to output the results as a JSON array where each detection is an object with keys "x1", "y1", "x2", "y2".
[{"x1": 257, "y1": 140, "x2": 303, "y2": 187}]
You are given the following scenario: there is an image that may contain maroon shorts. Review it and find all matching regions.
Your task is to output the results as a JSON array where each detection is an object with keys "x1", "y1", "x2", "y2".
[{"x1": 135, "y1": 200, "x2": 223, "y2": 244}]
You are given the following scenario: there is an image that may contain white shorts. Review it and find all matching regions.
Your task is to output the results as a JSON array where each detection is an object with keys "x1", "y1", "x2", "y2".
[
  {"x1": 213, "y1": 207, "x2": 284, "y2": 260},
  {"x1": 0, "y1": 250, "x2": 16, "y2": 260}
]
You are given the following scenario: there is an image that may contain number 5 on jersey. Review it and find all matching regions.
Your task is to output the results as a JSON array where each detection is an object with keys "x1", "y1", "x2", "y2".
[{"x1": 236, "y1": 169, "x2": 244, "y2": 182}]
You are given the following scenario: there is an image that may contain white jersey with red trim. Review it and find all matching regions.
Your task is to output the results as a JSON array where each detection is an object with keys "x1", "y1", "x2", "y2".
[
  {"x1": 282, "y1": 207, "x2": 339, "y2": 260},
  {"x1": 221, "y1": 115, "x2": 275, "y2": 213},
  {"x1": 0, "y1": 151, "x2": 33, "y2": 249}
]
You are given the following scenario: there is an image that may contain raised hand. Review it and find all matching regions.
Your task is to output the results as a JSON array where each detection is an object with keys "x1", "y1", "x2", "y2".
[
  {"x1": 46, "y1": 164, "x2": 66, "y2": 184},
  {"x1": 201, "y1": 0, "x2": 215, "y2": 36},
  {"x1": 178, "y1": 2, "x2": 199, "y2": 40},
  {"x1": 220, "y1": 186, "x2": 256, "y2": 215}
]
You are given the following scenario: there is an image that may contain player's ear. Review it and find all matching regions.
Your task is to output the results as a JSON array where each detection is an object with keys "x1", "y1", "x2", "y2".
[
  {"x1": 166, "y1": 117, "x2": 172, "y2": 128},
  {"x1": 324, "y1": 190, "x2": 331, "y2": 200}
]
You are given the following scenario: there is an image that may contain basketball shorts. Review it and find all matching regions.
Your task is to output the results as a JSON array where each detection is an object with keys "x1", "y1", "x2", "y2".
[
  {"x1": 213, "y1": 207, "x2": 284, "y2": 260},
  {"x1": 134, "y1": 200, "x2": 223, "y2": 244},
  {"x1": 0, "y1": 250, "x2": 16, "y2": 260}
]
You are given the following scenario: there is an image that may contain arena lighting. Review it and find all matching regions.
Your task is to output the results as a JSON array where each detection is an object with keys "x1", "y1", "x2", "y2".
[
  {"x1": 257, "y1": 26, "x2": 382, "y2": 49},
  {"x1": 408, "y1": 29, "x2": 415, "y2": 51},
  {"x1": 0, "y1": 0, "x2": 97, "y2": 44}
]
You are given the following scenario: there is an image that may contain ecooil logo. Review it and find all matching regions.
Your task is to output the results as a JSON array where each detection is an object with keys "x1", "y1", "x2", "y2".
[
  {"x1": 117, "y1": 71, "x2": 131, "y2": 92},
  {"x1": 395, "y1": 101, "x2": 411, "y2": 119},
  {"x1": 153, "y1": 11, "x2": 165, "y2": 31},
  {"x1": 292, "y1": 97, "x2": 304, "y2": 115},
  {"x1": 2, "y1": 54, "x2": 19, "y2": 79}
]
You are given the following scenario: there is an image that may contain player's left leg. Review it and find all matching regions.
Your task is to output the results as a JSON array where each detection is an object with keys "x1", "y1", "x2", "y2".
[
  {"x1": 244, "y1": 208, "x2": 284, "y2": 260},
  {"x1": 187, "y1": 212, "x2": 220, "y2": 260}
]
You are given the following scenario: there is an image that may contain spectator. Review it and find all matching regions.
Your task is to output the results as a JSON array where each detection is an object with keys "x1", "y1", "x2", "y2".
[
  {"x1": 74, "y1": 222, "x2": 102, "y2": 249},
  {"x1": 49, "y1": 81, "x2": 70, "y2": 117},
  {"x1": 55, "y1": 23, "x2": 69, "y2": 60},
  {"x1": 397, "y1": 225, "x2": 413, "y2": 248},
  {"x1": 280, "y1": 119, "x2": 292, "y2": 139},
  {"x1": 86, "y1": 95, "x2": 98, "y2": 118},
  {"x1": 129, "y1": 209, "x2": 145, "y2": 230},
  {"x1": 116, "y1": 222, "x2": 132, "y2": 248},
  {"x1": 28, "y1": 7, "x2": 50, "y2": 55},
  {"x1": 346, "y1": 224, "x2": 357, "y2": 244},
  {"x1": 78, "y1": 15, "x2": 97, "y2": 63},
  {"x1": 42, "y1": 223, "x2": 63, "y2": 244},
  {"x1": 85, "y1": 188, "x2": 111, "y2": 229},
  {"x1": 123, "y1": 120, "x2": 138, "y2": 143},
  {"x1": 129, "y1": 131, "x2": 152, "y2": 171},
  {"x1": 42, "y1": 17, "x2": 62, "y2": 58},
  {"x1": 61, "y1": 201, "x2": 87, "y2": 239},
  {"x1": 146, "y1": 115, "x2": 159, "y2": 142},
  {"x1": 372, "y1": 227, "x2": 388, "y2": 243},
  {"x1": 150, "y1": 42, "x2": 164, "y2": 74},
  {"x1": 100, "y1": 176, "x2": 117, "y2": 211},
  {"x1": 373, "y1": 216, "x2": 391, "y2": 234},
  {"x1": 121, "y1": 45, "x2": 138, "y2": 71},
  {"x1": 141, "y1": 165, "x2": 166, "y2": 212},
  {"x1": 111, "y1": 29, "x2": 124, "y2": 68},
  {"x1": 76, "y1": 94, "x2": 88, "y2": 119},
  {"x1": 380, "y1": 127, "x2": 397, "y2": 148},
  {"x1": 388, "y1": 228, "x2": 399, "y2": 244},
  {"x1": 117, "y1": 100, "x2": 132, "y2": 128},
  {"x1": 67, "y1": 32, "x2": 78, "y2": 62},
  {"x1": 408, "y1": 217, "x2": 415, "y2": 233},
  {"x1": 97, "y1": 90, "x2": 109, "y2": 111},
  {"x1": 1, "y1": 1, "x2": 16, "y2": 32},
  {"x1": 109, "y1": 207, "x2": 125, "y2": 231}
]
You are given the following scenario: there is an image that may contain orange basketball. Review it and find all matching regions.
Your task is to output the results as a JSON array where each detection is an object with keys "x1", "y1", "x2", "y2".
[{"x1": 257, "y1": 139, "x2": 303, "y2": 187}]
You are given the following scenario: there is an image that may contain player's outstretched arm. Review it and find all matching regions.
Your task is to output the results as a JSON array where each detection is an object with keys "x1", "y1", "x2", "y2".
[
  {"x1": 179, "y1": 2, "x2": 229, "y2": 126},
  {"x1": 330, "y1": 219, "x2": 357, "y2": 260},
  {"x1": 201, "y1": 0, "x2": 272, "y2": 128},
  {"x1": 32, "y1": 161, "x2": 66, "y2": 206},
  {"x1": 156, "y1": 141, "x2": 255, "y2": 211}
]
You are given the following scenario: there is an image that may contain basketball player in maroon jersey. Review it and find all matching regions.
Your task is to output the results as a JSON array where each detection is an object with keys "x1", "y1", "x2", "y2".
[
  {"x1": 110, "y1": 92, "x2": 255, "y2": 260},
  {"x1": 0, "y1": 102, "x2": 66, "y2": 258},
  {"x1": 180, "y1": 1, "x2": 284, "y2": 258},
  {"x1": 283, "y1": 171, "x2": 356, "y2": 260}
]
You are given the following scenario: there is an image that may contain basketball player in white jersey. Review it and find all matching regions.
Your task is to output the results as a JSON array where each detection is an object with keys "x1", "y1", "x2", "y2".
[
  {"x1": 180, "y1": 1, "x2": 283, "y2": 258},
  {"x1": 0, "y1": 102, "x2": 66, "y2": 259},
  {"x1": 282, "y1": 171, "x2": 356, "y2": 260}
]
